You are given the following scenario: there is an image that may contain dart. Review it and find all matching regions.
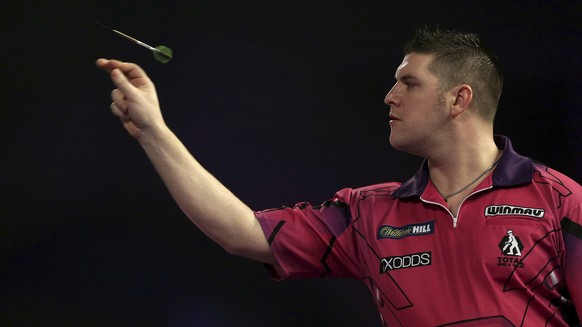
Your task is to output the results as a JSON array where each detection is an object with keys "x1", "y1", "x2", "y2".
[{"x1": 97, "y1": 22, "x2": 173, "y2": 63}]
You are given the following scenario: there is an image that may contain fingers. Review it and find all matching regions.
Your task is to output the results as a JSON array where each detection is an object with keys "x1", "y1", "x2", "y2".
[
  {"x1": 95, "y1": 58, "x2": 129, "y2": 73},
  {"x1": 110, "y1": 101, "x2": 127, "y2": 119},
  {"x1": 96, "y1": 59, "x2": 135, "y2": 99},
  {"x1": 96, "y1": 58, "x2": 149, "y2": 98},
  {"x1": 95, "y1": 58, "x2": 126, "y2": 75},
  {"x1": 96, "y1": 58, "x2": 149, "y2": 81},
  {"x1": 97, "y1": 58, "x2": 160, "y2": 133},
  {"x1": 95, "y1": 58, "x2": 110, "y2": 69},
  {"x1": 110, "y1": 67, "x2": 138, "y2": 99},
  {"x1": 111, "y1": 89, "x2": 128, "y2": 112},
  {"x1": 110, "y1": 99, "x2": 134, "y2": 130}
]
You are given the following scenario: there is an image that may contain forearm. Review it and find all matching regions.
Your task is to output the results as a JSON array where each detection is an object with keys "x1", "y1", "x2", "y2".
[
  {"x1": 137, "y1": 125, "x2": 275, "y2": 264},
  {"x1": 96, "y1": 58, "x2": 275, "y2": 264}
]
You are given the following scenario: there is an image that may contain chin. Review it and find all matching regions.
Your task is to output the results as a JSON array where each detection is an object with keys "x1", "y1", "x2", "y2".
[
  {"x1": 389, "y1": 135, "x2": 422, "y2": 156},
  {"x1": 389, "y1": 134, "x2": 405, "y2": 151},
  {"x1": 389, "y1": 139, "x2": 407, "y2": 153}
]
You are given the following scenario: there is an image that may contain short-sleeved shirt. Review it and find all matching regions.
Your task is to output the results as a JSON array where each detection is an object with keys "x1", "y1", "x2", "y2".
[{"x1": 256, "y1": 135, "x2": 582, "y2": 326}]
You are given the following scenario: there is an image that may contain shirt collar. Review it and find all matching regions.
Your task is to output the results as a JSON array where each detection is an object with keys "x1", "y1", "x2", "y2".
[{"x1": 392, "y1": 135, "x2": 533, "y2": 199}]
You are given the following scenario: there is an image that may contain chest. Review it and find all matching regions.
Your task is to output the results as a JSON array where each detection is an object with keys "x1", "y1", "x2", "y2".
[
  {"x1": 352, "y1": 186, "x2": 564, "y2": 292},
  {"x1": 350, "y1": 188, "x2": 567, "y2": 325}
]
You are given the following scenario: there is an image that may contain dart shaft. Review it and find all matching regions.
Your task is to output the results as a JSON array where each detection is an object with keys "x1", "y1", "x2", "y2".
[
  {"x1": 111, "y1": 29, "x2": 156, "y2": 51},
  {"x1": 97, "y1": 22, "x2": 172, "y2": 63}
]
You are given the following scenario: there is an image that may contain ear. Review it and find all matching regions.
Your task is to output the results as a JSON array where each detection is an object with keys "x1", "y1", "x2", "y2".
[{"x1": 449, "y1": 84, "x2": 473, "y2": 118}]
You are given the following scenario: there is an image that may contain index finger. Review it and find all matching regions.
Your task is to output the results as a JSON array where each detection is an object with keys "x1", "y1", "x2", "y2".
[
  {"x1": 96, "y1": 58, "x2": 154, "y2": 95},
  {"x1": 95, "y1": 58, "x2": 148, "y2": 80}
]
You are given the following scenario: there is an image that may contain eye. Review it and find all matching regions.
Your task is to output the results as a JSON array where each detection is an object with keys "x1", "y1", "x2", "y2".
[{"x1": 405, "y1": 82, "x2": 416, "y2": 89}]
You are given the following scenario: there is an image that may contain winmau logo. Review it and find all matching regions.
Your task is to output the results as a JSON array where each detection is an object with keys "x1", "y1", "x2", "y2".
[
  {"x1": 380, "y1": 252, "x2": 431, "y2": 272},
  {"x1": 485, "y1": 205, "x2": 544, "y2": 218}
]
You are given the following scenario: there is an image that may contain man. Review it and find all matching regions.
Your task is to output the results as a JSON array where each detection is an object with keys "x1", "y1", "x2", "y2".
[{"x1": 97, "y1": 27, "x2": 581, "y2": 326}]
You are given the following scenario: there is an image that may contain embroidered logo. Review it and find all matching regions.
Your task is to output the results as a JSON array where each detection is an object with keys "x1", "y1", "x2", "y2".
[
  {"x1": 377, "y1": 221, "x2": 434, "y2": 239},
  {"x1": 380, "y1": 252, "x2": 432, "y2": 272},
  {"x1": 497, "y1": 230, "x2": 525, "y2": 268},
  {"x1": 485, "y1": 205, "x2": 544, "y2": 218}
]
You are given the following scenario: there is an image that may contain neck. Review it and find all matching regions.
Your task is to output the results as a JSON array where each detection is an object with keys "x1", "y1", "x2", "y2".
[{"x1": 427, "y1": 136, "x2": 501, "y2": 200}]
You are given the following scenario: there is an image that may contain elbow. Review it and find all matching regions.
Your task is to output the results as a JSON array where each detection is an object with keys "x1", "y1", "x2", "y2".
[
  {"x1": 222, "y1": 239, "x2": 276, "y2": 265},
  {"x1": 221, "y1": 241, "x2": 248, "y2": 257}
]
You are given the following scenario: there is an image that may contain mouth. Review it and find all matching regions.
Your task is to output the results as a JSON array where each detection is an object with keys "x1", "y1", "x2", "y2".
[{"x1": 389, "y1": 113, "x2": 399, "y2": 122}]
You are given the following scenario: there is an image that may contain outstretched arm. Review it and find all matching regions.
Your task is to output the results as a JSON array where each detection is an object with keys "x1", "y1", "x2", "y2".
[{"x1": 96, "y1": 59, "x2": 276, "y2": 264}]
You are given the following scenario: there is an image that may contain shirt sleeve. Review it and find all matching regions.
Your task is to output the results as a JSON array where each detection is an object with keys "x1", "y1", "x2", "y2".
[
  {"x1": 255, "y1": 188, "x2": 363, "y2": 280},
  {"x1": 562, "y1": 200, "x2": 582, "y2": 323}
]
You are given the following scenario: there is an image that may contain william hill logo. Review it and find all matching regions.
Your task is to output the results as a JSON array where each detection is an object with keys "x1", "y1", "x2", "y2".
[
  {"x1": 485, "y1": 205, "x2": 544, "y2": 218},
  {"x1": 377, "y1": 221, "x2": 434, "y2": 239}
]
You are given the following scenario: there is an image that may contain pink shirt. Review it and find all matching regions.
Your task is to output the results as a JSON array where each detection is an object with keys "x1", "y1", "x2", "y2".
[{"x1": 256, "y1": 136, "x2": 582, "y2": 326}]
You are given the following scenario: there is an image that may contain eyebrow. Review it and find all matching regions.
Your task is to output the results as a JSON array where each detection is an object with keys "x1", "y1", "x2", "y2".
[{"x1": 395, "y1": 74, "x2": 419, "y2": 82}]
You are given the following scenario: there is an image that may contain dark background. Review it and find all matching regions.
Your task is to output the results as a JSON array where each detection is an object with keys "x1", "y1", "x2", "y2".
[{"x1": 1, "y1": 1, "x2": 581, "y2": 326}]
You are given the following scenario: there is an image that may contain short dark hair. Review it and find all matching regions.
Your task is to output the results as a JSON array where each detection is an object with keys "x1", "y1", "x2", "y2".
[{"x1": 403, "y1": 26, "x2": 504, "y2": 122}]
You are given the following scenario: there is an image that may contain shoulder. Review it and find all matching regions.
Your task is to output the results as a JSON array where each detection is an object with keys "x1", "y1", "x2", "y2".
[
  {"x1": 532, "y1": 162, "x2": 582, "y2": 210},
  {"x1": 532, "y1": 162, "x2": 581, "y2": 193},
  {"x1": 334, "y1": 181, "x2": 403, "y2": 203}
]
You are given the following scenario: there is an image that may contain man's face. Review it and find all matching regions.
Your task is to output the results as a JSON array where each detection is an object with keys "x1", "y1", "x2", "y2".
[{"x1": 384, "y1": 53, "x2": 449, "y2": 156}]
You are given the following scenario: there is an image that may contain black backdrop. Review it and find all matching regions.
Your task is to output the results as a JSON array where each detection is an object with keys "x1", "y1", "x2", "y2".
[{"x1": 1, "y1": 1, "x2": 581, "y2": 326}]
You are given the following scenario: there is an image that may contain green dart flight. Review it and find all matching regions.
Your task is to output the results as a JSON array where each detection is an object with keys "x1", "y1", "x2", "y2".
[{"x1": 98, "y1": 22, "x2": 173, "y2": 63}]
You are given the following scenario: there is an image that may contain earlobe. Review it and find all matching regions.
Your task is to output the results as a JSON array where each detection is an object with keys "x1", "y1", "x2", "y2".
[{"x1": 450, "y1": 84, "x2": 473, "y2": 118}]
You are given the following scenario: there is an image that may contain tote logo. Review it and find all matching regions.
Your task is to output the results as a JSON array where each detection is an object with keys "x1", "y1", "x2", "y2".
[
  {"x1": 485, "y1": 205, "x2": 544, "y2": 218},
  {"x1": 497, "y1": 230, "x2": 525, "y2": 268}
]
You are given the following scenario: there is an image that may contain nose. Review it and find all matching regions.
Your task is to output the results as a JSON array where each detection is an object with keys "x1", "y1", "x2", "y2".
[{"x1": 384, "y1": 83, "x2": 399, "y2": 107}]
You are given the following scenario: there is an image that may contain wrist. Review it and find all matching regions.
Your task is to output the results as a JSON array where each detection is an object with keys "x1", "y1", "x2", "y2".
[{"x1": 136, "y1": 122, "x2": 172, "y2": 148}]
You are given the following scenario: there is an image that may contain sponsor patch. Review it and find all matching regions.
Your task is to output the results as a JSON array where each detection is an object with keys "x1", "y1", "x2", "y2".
[
  {"x1": 380, "y1": 252, "x2": 432, "y2": 272},
  {"x1": 497, "y1": 230, "x2": 525, "y2": 268},
  {"x1": 485, "y1": 205, "x2": 544, "y2": 218},
  {"x1": 377, "y1": 221, "x2": 434, "y2": 239}
]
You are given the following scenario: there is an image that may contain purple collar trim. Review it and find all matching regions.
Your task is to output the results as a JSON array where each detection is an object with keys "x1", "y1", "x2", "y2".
[{"x1": 393, "y1": 135, "x2": 533, "y2": 199}]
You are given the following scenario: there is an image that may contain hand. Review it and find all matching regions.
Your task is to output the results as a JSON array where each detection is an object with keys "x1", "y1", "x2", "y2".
[{"x1": 96, "y1": 58, "x2": 165, "y2": 139}]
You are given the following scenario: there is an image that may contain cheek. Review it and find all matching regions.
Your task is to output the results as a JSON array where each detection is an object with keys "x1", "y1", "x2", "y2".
[
  {"x1": 420, "y1": 96, "x2": 447, "y2": 116},
  {"x1": 411, "y1": 105, "x2": 446, "y2": 131}
]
